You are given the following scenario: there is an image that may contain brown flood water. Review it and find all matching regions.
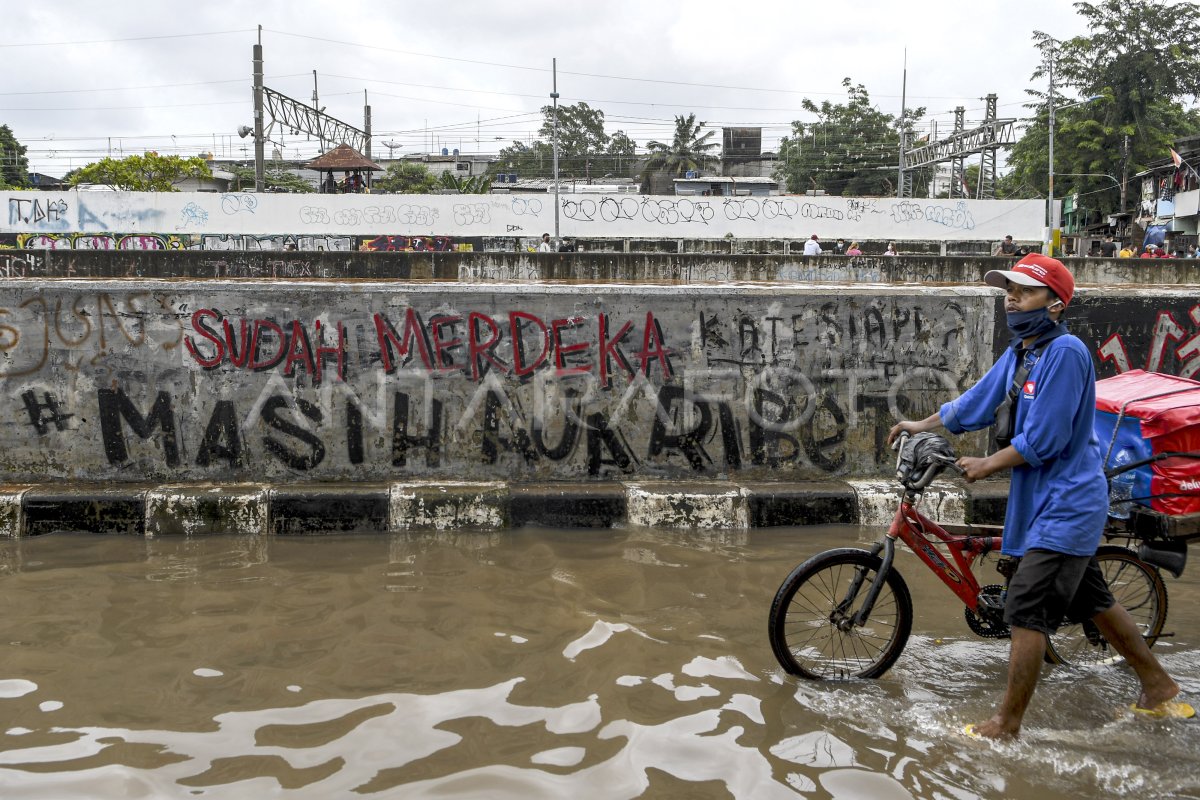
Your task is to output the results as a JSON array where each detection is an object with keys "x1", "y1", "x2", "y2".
[{"x1": 0, "y1": 526, "x2": 1197, "y2": 799}]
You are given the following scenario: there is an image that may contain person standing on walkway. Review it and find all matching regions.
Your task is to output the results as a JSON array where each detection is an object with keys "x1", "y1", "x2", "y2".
[
  {"x1": 887, "y1": 254, "x2": 1188, "y2": 738},
  {"x1": 1099, "y1": 235, "x2": 1117, "y2": 257},
  {"x1": 803, "y1": 235, "x2": 822, "y2": 256},
  {"x1": 537, "y1": 233, "x2": 553, "y2": 253},
  {"x1": 883, "y1": 242, "x2": 899, "y2": 256},
  {"x1": 994, "y1": 235, "x2": 1018, "y2": 256}
]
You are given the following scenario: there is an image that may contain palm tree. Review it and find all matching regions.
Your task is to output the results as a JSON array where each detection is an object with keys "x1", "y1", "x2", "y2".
[{"x1": 641, "y1": 114, "x2": 718, "y2": 192}]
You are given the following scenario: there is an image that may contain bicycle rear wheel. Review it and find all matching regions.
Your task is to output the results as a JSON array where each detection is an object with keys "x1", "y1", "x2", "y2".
[
  {"x1": 1045, "y1": 546, "x2": 1168, "y2": 666},
  {"x1": 769, "y1": 547, "x2": 913, "y2": 679}
]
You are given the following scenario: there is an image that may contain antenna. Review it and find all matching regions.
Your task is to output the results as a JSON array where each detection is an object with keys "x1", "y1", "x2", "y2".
[{"x1": 382, "y1": 140, "x2": 401, "y2": 158}]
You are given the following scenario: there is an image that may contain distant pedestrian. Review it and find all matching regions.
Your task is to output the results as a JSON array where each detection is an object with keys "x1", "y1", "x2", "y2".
[
  {"x1": 834, "y1": 238, "x2": 846, "y2": 255},
  {"x1": 537, "y1": 233, "x2": 553, "y2": 253},
  {"x1": 846, "y1": 242, "x2": 863, "y2": 256},
  {"x1": 1099, "y1": 235, "x2": 1117, "y2": 257},
  {"x1": 284, "y1": 242, "x2": 297, "y2": 251},
  {"x1": 558, "y1": 237, "x2": 576, "y2": 253},
  {"x1": 1118, "y1": 243, "x2": 1135, "y2": 258},
  {"x1": 1188, "y1": 245, "x2": 1198, "y2": 258},
  {"x1": 993, "y1": 235, "x2": 1017, "y2": 256},
  {"x1": 803, "y1": 234, "x2": 822, "y2": 256},
  {"x1": 883, "y1": 242, "x2": 899, "y2": 256}
]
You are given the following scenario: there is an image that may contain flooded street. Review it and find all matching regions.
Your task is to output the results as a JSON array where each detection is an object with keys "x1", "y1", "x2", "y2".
[{"x1": 0, "y1": 526, "x2": 1197, "y2": 799}]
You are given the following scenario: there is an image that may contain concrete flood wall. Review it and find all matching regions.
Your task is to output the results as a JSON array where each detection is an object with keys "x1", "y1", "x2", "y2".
[
  {"x1": 3, "y1": 249, "x2": 1200, "y2": 287},
  {"x1": 0, "y1": 272, "x2": 1195, "y2": 535}
]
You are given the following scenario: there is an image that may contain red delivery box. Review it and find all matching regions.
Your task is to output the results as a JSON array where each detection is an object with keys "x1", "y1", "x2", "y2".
[{"x1": 1094, "y1": 369, "x2": 1200, "y2": 516}]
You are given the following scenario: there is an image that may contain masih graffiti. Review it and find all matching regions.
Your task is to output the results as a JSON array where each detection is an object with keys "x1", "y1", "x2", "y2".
[{"x1": 0, "y1": 284, "x2": 989, "y2": 482}]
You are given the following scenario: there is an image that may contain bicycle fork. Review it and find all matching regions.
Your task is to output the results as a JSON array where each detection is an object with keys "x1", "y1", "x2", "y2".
[{"x1": 833, "y1": 539, "x2": 896, "y2": 630}]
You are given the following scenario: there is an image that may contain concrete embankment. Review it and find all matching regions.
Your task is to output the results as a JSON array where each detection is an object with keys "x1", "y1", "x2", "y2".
[{"x1": 0, "y1": 252, "x2": 1191, "y2": 534}]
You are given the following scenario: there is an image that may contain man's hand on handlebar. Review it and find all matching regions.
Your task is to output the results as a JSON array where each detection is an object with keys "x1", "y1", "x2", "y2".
[
  {"x1": 886, "y1": 413, "x2": 943, "y2": 448},
  {"x1": 956, "y1": 456, "x2": 994, "y2": 483},
  {"x1": 957, "y1": 446, "x2": 1028, "y2": 483}
]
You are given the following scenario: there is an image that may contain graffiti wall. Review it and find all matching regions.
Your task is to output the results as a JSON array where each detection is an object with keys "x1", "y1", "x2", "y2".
[
  {"x1": 0, "y1": 281, "x2": 997, "y2": 482},
  {"x1": 3, "y1": 192, "x2": 1046, "y2": 241},
  {"x1": 4, "y1": 232, "x2": 479, "y2": 253}
]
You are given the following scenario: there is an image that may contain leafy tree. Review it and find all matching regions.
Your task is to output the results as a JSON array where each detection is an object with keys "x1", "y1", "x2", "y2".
[
  {"x1": 1004, "y1": 0, "x2": 1200, "y2": 214},
  {"x1": 0, "y1": 125, "x2": 30, "y2": 189},
  {"x1": 775, "y1": 79, "x2": 924, "y2": 197},
  {"x1": 606, "y1": 131, "x2": 637, "y2": 177},
  {"x1": 497, "y1": 103, "x2": 638, "y2": 180},
  {"x1": 372, "y1": 161, "x2": 438, "y2": 193},
  {"x1": 536, "y1": 101, "x2": 608, "y2": 179},
  {"x1": 70, "y1": 153, "x2": 212, "y2": 191},
  {"x1": 641, "y1": 114, "x2": 718, "y2": 192},
  {"x1": 438, "y1": 171, "x2": 492, "y2": 193},
  {"x1": 496, "y1": 139, "x2": 556, "y2": 178},
  {"x1": 228, "y1": 164, "x2": 315, "y2": 193}
]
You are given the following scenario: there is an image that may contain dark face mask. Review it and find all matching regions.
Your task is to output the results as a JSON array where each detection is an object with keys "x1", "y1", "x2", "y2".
[{"x1": 1007, "y1": 306, "x2": 1059, "y2": 340}]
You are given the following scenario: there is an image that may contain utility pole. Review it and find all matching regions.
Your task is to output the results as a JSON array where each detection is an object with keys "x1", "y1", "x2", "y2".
[
  {"x1": 551, "y1": 58, "x2": 561, "y2": 243},
  {"x1": 312, "y1": 71, "x2": 323, "y2": 152},
  {"x1": 1120, "y1": 133, "x2": 1130, "y2": 214},
  {"x1": 896, "y1": 48, "x2": 907, "y2": 199},
  {"x1": 1046, "y1": 37, "x2": 1057, "y2": 255},
  {"x1": 363, "y1": 89, "x2": 372, "y2": 160},
  {"x1": 252, "y1": 25, "x2": 265, "y2": 192}
]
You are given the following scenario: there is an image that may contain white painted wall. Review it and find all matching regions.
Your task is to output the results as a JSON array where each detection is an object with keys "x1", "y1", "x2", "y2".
[{"x1": 4, "y1": 192, "x2": 1045, "y2": 241}]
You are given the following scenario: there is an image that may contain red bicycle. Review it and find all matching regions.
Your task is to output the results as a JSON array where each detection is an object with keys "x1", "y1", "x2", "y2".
[{"x1": 768, "y1": 433, "x2": 1169, "y2": 679}]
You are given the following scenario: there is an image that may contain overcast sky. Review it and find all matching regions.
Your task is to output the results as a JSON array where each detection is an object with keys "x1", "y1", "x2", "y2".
[{"x1": 1, "y1": 0, "x2": 1188, "y2": 178}]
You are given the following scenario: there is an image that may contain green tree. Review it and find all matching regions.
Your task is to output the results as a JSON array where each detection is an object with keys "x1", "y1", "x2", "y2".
[
  {"x1": 498, "y1": 103, "x2": 636, "y2": 180},
  {"x1": 228, "y1": 165, "x2": 315, "y2": 193},
  {"x1": 69, "y1": 152, "x2": 212, "y2": 191},
  {"x1": 641, "y1": 114, "x2": 717, "y2": 192},
  {"x1": 1005, "y1": 0, "x2": 1200, "y2": 214},
  {"x1": 0, "y1": 125, "x2": 30, "y2": 189},
  {"x1": 775, "y1": 79, "x2": 923, "y2": 197},
  {"x1": 438, "y1": 171, "x2": 492, "y2": 193},
  {"x1": 606, "y1": 130, "x2": 637, "y2": 177},
  {"x1": 536, "y1": 101, "x2": 608, "y2": 179},
  {"x1": 496, "y1": 139, "x2": 556, "y2": 178},
  {"x1": 372, "y1": 161, "x2": 439, "y2": 193}
]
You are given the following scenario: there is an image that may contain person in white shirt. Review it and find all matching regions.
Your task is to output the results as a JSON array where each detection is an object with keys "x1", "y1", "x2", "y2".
[
  {"x1": 884, "y1": 242, "x2": 899, "y2": 256},
  {"x1": 802, "y1": 235, "x2": 822, "y2": 256},
  {"x1": 536, "y1": 233, "x2": 554, "y2": 252}
]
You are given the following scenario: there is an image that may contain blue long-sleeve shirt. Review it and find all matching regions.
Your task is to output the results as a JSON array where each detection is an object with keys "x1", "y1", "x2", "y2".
[{"x1": 939, "y1": 331, "x2": 1108, "y2": 557}]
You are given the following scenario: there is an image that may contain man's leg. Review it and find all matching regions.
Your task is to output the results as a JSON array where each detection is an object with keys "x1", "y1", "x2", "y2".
[
  {"x1": 1089, "y1": 603, "x2": 1180, "y2": 709},
  {"x1": 973, "y1": 626, "x2": 1046, "y2": 738}
]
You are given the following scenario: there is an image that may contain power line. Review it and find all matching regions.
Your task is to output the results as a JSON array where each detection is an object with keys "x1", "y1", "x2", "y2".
[
  {"x1": 263, "y1": 28, "x2": 992, "y2": 103},
  {"x1": 0, "y1": 73, "x2": 308, "y2": 97},
  {"x1": 0, "y1": 28, "x2": 255, "y2": 48}
]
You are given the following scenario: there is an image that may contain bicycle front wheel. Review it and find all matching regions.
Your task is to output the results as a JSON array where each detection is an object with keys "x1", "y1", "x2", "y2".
[
  {"x1": 1045, "y1": 546, "x2": 1168, "y2": 667},
  {"x1": 769, "y1": 547, "x2": 913, "y2": 680}
]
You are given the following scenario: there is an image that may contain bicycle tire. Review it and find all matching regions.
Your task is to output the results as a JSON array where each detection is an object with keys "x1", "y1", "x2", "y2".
[
  {"x1": 769, "y1": 547, "x2": 913, "y2": 680},
  {"x1": 1044, "y1": 546, "x2": 1168, "y2": 667}
]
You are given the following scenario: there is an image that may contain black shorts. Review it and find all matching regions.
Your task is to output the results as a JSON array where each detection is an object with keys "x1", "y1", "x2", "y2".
[{"x1": 1003, "y1": 549, "x2": 1116, "y2": 635}]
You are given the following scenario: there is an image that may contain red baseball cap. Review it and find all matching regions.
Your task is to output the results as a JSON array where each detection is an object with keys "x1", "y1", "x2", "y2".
[{"x1": 984, "y1": 253, "x2": 1075, "y2": 306}]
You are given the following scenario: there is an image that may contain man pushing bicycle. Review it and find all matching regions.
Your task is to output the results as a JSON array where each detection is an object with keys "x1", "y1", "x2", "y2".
[{"x1": 886, "y1": 253, "x2": 1189, "y2": 738}]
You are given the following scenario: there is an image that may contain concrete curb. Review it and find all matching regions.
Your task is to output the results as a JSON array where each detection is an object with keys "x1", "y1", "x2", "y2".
[{"x1": 0, "y1": 480, "x2": 1010, "y2": 537}]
